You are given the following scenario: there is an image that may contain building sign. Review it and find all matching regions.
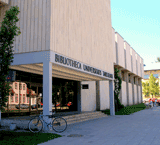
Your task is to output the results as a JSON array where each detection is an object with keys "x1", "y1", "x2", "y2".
[
  {"x1": 55, "y1": 54, "x2": 113, "y2": 79},
  {"x1": 55, "y1": 54, "x2": 81, "y2": 69}
]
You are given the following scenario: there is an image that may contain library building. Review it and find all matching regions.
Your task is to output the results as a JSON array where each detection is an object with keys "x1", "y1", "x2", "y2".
[{"x1": 0, "y1": 0, "x2": 144, "y2": 117}]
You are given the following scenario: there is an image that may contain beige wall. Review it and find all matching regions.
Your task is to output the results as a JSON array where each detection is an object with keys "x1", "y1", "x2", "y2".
[
  {"x1": 50, "y1": 0, "x2": 113, "y2": 74},
  {"x1": 137, "y1": 54, "x2": 141, "y2": 76},
  {"x1": 0, "y1": 0, "x2": 114, "y2": 74},
  {"x1": 125, "y1": 42, "x2": 132, "y2": 72},
  {"x1": 138, "y1": 85, "x2": 141, "y2": 103},
  {"x1": 122, "y1": 81, "x2": 127, "y2": 106},
  {"x1": 134, "y1": 84, "x2": 137, "y2": 104},
  {"x1": 81, "y1": 81, "x2": 96, "y2": 112},
  {"x1": 99, "y1": 81, "x2": 110, "y2": 110},
  {"x1": 112, "y1": 28, "x2": 116, "y2": 64},
  {"x1": 115, "y1": 33, "x2": 125, "y2": 68},
  {"x1": 129, "y1": 83, "x2": 133, "y2": 105},
  {"x1": 0, "y1": 0, "x2": 10, "y2": 24},
  {"x1": 141, "y1": 58, "x2": 144, "y2": 78},
  {"x1": 0, "y1": 0, "x2": 51, "y2": 54},
  {"x1": 132, "y1": 49, "x2": 136, "y2": 74}
]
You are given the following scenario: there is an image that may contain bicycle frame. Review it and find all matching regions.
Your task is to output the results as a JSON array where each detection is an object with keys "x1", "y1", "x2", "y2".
[{"x1": 37, "y1": 114, "x2": 52, "y2": 127}]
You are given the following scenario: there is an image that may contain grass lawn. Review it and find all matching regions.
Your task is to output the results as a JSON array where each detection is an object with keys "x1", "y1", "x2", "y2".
[
  {"x1": 102, "y1": 103, "x2": 147, "y2": 115},
  {"x1": 0, "y1": 130, "x2": 62, "y2": 145}
]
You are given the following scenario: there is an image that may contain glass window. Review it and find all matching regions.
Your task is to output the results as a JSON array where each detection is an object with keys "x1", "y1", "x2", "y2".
[
  {"x1": 153, "y1": 74, "x2": 158, "y2": 78},
  {"x1": 144, "y1": 75, "x2": 149, "y2": 79},
  {"x1": 15, "y1": 94, "x2": 18, "y2": 103},
  {"x1": 20, "y1": 84, "x2": 22, "y2": 90},
  {"x1": 23, "y1": 84, "x2": 25, "y2": 90},
  {"x1": 23, "y1": 94, "x2": 25, "y2": 103},
  {"x1": 11, "y1": 96, "x2": 14, "y2": 103},
  {"x1": 20, "y1": 95, "x2": 22, "y2": 104}
]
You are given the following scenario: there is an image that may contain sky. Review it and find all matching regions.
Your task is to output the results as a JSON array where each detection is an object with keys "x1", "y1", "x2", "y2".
[{"x1": 110, "y1": 0, "x2": 160, "y2": 70}]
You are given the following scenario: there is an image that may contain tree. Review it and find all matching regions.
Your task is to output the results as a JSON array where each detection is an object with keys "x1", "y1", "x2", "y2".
[
  {"x1": 142, "y1": 81, "x2": 150, "y2": 97},
  {"x1": 114, "y1": 68, "x2": 124, "y2": 112},
  {"x1": 0, "y1": 6, "x2": 21, "y2": 123},
  {"x1": 149, "y1": 73, "x2": 159, "y2": 98}
]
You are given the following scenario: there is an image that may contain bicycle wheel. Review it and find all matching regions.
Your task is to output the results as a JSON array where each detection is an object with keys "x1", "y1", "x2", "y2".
[
  {"x1": 52, "y1": 117, "x2": 67, "y2": 133},
  {"x1": 28, "y1": 118, "x2": 43, "y2": 133}
]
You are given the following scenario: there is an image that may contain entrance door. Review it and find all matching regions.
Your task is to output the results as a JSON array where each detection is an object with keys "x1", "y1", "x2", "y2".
[{"x1": 52, "y1": 78, "x2": 77, "y2": 112}]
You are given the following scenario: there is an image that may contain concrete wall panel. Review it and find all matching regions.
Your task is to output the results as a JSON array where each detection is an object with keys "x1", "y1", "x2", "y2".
[
  {"x1": 137, "y1": 55, "x2": 141, "y2": 76},
  {"x1": 81, "y1": 81, "x2": 96, "y2": 112},
  {"x1": 138, "y1": 85, "x2": 141, "y2": 103},
  {"x1": 141, "y1": 59, "x2": 144, "y2": 78},
  {"x1": 122, "y1": 81, "x2": 127, "y2": 106},
  {"x1": 125, "y1": 42, "x2": 131, "y2": 72},
  {"x1": 112, "y1": 28, "x2": 116, "y2": 64},
  {"x1": 0, "y1": 0, "x2": 113, "y2": 75},
  {"x1": 99, "y1": 81, "x2": 109, "y2": 110},
  {"x1": 132, "y1": 49, "x2": 136, "y2": 74},
  {"x1": 50, "y1": 0, "x2": 113, "y2": 74},
  {"x1": 116, "y1": 33, "x2": 125, "y2": 68},
  {"x1": 129, "y1": 83, "x2": 133, "y2": 105},
  {"x1": 134, "y1": 84, "x2": 137, "y2": 104}
]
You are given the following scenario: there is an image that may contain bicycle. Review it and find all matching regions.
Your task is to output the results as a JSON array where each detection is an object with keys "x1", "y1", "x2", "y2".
[{"x1": 28, "y1": 111, "x2": 67, "y2": 133}]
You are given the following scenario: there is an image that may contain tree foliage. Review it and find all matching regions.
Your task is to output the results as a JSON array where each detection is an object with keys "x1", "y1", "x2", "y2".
[
  {"x1": 149, "y1": 73, "x2": 159, "y2": 98},
  {"x1": 114, "y1": 68, "x2": 124, "y2": 112},
  {"x1": 0, "y1": 6, "x2": 21, "y2": 111},
  {"x1": 142, "y1": 81, "x2": 150, "y2": 97}
]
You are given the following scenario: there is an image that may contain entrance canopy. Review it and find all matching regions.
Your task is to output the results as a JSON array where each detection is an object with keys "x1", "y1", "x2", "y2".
[{"x1": 9, "y1": 51, "x2": 114, "y2": 82}]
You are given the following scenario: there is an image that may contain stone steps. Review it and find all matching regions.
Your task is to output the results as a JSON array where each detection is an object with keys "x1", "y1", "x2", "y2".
[
  {"x1": 1, "y1": 111, "x2": 108, "y2": 130},
  {"x1": 64, "y1": 111, "x2": 107, "y2": 124}
]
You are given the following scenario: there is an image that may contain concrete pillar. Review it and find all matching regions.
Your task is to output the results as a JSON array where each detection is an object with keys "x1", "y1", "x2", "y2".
[
  {"x1": 130, "y1": 74, "x2": 135, "y2": 105},
  {"x1": 135, "y1": 77, "x2": 139, "y2": 104},
  {"x1": 124, "y1": 71, "x2": 129, "y2": 106},
  {"x1": 109, "y1": 80, "x2": 115, "y2": 116},
  {"x1": 96, "y1": 81, "x2": 100, "y2": 111},
  {"x1": 43, "y1": 61, "x2": 52, "y2": 131},
  {"x1": 140, "y1": 79, "x2": 142, "y2": 103},
  {"x1": 77, "y1": 81, "x2": 81, "y2": 113}
]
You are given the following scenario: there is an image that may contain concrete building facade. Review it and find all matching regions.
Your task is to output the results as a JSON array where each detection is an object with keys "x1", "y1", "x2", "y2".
[{"x1": 0, "y1": 0, "x2": 144, "y2": 130}]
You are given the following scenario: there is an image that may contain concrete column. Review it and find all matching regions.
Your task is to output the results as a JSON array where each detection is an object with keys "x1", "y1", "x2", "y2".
[
  {"x1": 109, "y1": 80, "x2": 115, "y2": 116},
  {"x1": 43, "y1": 61, "x2": 52, "y2": 131},
  {"x1": 77, "y1": 81, "x2": 81, "y2": 113},
  {"x1": 140, "y1": 79, "x2": 142, "y2": 103},
  {"x1": 130, "y1": 74, "x2": 135, "y2": 105},
  {"x1": 96, "y1": 81, "x2": 100, "y2": 111},
  {"x1": 124, "y1": 71, "x2": 129, "y2": 106},
  {"x1": 135, "y1": 77, "x2": 139, "y2": 104}
]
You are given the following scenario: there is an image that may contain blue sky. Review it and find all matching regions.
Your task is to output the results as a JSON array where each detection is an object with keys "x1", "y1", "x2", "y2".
[{"x1": 111, "y1": 0, "x2": 160, "y2": 69}]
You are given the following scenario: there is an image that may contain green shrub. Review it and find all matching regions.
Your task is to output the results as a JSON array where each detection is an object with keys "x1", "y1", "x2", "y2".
[{"x1": 102, "y1": 103, "x2": 146, "y2": 115}]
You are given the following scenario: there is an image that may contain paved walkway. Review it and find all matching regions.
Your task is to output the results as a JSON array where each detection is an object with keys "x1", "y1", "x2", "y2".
[{"x1": 38, "y1": 106, "x2": 160, "y2": 145}]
